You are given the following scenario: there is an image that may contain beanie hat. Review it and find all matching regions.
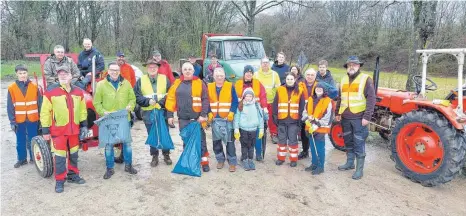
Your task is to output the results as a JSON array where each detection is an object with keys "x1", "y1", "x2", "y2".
[
  {"x1": 243, "y1": 65, "x2": 254, "y2": 74},
  {"x1": 242, "y1": 87, "x2": 255, "y2": 98}
]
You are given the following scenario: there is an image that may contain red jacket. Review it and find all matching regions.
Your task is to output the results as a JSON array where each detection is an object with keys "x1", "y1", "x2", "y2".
[
  {"x1": 158, "y1": 60, "x2": 175, "y2": 84},
  {"x1": 120, "y1": 63, "x2": 136, "y2": 87}
]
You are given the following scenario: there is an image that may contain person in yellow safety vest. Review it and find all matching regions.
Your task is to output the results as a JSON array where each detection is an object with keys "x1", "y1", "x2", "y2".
[
  {"x1": 272, "y1": 73, "x2": 305, "y2": 167},
  {"x1": 302, "y1": 82, "x2": 332, "y2": 175},
  {"x1": 207, "y1": 67, "x2": 239, "y2": 172},
  {"x1": 166, "y1": 62, "x2": 211, "y2": 172},
  {"x1": 40, "y1": 66, "x2": 88, "y2": 193},
  {"x1": 134, "y1": 59, "x2": 172, "y2": 167},
  {"x1": 7, "y1": 65, "x2": 42, "y2": 168},
  {"x1": 254, "y1": 57, "x2": 281, "y2": 144},
  {"x1": 335, "y1": 56, "x2": 376, "y2": 180},
  {"x1": 298, "y1": 68, "x2": 319, "y2": 160}
]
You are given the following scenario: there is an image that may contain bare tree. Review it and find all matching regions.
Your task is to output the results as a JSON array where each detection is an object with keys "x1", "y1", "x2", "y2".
[{"x1": 232, "y1": 0, "x2": 284, "y2": 35}]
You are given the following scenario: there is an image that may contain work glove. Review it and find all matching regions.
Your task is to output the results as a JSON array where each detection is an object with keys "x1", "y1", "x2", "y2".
[
  {"x1": 10, "y1": 124, "x2": 17, "y2": 132},
  {"x1": 258, "y1": 129, "x2": 264, "y2": 139},
  {"x1": 154, "y1": 103, "x2": 161, "y2": 109},
  {"x1": 208, "y1": 112, "x2": 214, "y2": 123},
  {"x1": 79, "y1": 127, "x2": 89, "y2": 141},
  {"x1": 227, "y1": 112, "x2": 234, "y2": 122},
  {"x1": 234, "y1": 129, "x2": 240, "y2": 140}
]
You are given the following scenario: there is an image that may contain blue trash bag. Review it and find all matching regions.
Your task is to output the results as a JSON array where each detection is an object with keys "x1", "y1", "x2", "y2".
[
  {"x1": 94, "y1": 109, "x2": 132, "y2": 148},
  {"x1": 172, "y1": 122, "x2": 202, "y2": 177},
  {"x1": 145, "y1": 109, "x2": 174, "y2": 150}
]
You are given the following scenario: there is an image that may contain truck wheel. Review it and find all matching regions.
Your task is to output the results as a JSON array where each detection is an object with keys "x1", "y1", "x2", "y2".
[
  {"x1": 391, "y1": 110, "x2": 466, "y2": 186},
  {"x1": 31, "y1": 136, "x2": 53, "y2": 178},
  {"x1": 114, "y1": 144, "x2": 124, "y2": 163},
  {"x1": 134, "y1": 104, "x2": 143, "y2": 120},
  {"x1": 329, "y1": 122, "x2": 345, "y2": 151}
]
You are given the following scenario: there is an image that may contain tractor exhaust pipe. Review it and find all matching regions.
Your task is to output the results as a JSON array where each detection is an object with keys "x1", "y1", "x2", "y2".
[{"x1": 373, "y1": 56, "x2": 380, "y2": 95}]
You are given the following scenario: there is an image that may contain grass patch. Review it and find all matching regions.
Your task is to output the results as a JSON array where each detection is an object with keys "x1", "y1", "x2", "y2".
[
  {"x1": 303, "y1": 64, "x2": 458, "y2": 100},
  {"x1": 1, "y1": 60, "x2": 42, "y2": 79}
]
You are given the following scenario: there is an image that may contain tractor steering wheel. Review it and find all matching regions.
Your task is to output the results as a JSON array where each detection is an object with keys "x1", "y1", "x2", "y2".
[{"x1": 412, "y1": 75, "x2": 438, "y2": 93}]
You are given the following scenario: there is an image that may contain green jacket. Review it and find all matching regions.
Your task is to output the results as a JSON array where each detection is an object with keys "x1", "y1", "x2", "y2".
[{"x1": 93, "y1": 76, "x2": 136, "y2": 120}]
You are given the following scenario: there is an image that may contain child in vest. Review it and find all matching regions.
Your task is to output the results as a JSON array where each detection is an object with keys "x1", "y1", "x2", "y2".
[
  {"x1": 303, "y1": 83, "x2": 332, "y2": 175},
  {"x1": 7, "y1": 65, "x2": 42, "y2": 168},
  {"x1": 272, "y1": 73, "x2": 305, "y2": 167},
  {"x1": 234, "y1": 88, "x2": 264, "y2": 171}
]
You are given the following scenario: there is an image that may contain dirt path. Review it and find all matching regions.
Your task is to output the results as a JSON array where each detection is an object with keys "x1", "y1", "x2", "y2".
[{"x1": 1, "y1": 80, "x2": 465, "y2": 216}]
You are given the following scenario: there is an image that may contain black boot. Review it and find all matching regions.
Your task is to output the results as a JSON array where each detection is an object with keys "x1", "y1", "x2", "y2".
[
  {"x1": 298, "y1": 151, "x2": 309, "y2": 160},
  {"x1": 103, "y1": 168, "x2": 115, "y2": 179},
  {"x1": 125, "y1": 164, "x2": 138, "y2": 174},
  {"x1": 338, "y1": 153, "x2": 355, "y2": 171},
  {"x1": 312, "y1": 166, "x2": 324, "y2": 175},
  {"x1": 275, "y1": 160, "x2": 285, "y2": 166},
  {"x1": 55, "y1": 180, "x2": 65, "y2": 193},
  {"x1": 150, "y1": 155, "x2": 159, "y2": 167},
  {"x1": 163, "y1": 153, "x2": 172, "y2": 165},
  {"x1": 67, "y1": 175, "x2": 86, "y2": 184},
  {"x1": 202, "y1": 164, "x2": 210, "y2": 172},
  {"x1": 305, "y1": 164, "x2": 317, "y2": 172},
  {"x1": 290, "y1": 161, "x2": 297, "y2": 167},
  {"x1": 14, "y1": 160, "x2": 28, "y2": 168},
  {"x1": 352, "y1": 156, "x2": 365, "y2": 180}
]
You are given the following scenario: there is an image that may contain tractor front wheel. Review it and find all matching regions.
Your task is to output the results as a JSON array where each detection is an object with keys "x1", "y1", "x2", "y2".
[
  {"x1": 391, "y1": 110, "x2": 465, "y2": 186},
  {"x1": 329, "y1": 122, "x2": 345, "y2": 151},
  {"x1": 31, "y1": 136, "x2": 53, "y2": 178}
]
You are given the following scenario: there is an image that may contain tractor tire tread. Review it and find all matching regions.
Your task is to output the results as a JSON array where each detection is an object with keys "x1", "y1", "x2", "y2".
[{"x1": 31, "y1": 136, "x2": 54, "y2": 178}]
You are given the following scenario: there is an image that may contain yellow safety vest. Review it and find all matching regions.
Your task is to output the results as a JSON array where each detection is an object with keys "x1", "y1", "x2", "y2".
[
  {"x1": 140, "y1": 74, "x2": 168, "y2": 111},
  {"x1": 339, "y1": 73, "x2": 369, "y2": 114}
]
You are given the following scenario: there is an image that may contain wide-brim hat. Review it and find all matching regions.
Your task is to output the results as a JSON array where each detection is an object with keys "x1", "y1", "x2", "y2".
[{"x1": 343, "y1": 56, "x2": 364, "y2": 68}]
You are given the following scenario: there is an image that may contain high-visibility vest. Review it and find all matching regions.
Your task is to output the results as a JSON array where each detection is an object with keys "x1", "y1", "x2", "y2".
[
  {"x1": 140, "y1": 74, "x2": 168, "y2": 111},
  {"x1": 208, "y1": 82, "x2": 233, "y2": 118},
  {"x1": 306, "y1": 96, "x2": 331, "y2": 134},
  {"x1": 339, "y1": 73, "x2": 369, "y2": 114},
  {"x1": 8, "y1": 82, "x2": 39, "y2": 123},
  {"x1": 277, "y1": 86, "x2": 302, "y2": 120},
  {"x1": 300, "y1": 81, "x2": 317, "y2": 104},
  {"x1": 165, "y1": 79, "x2": 203, "y2": 113},
  {"x1": 234, "y1": 79, "x2": 261, "y2": 102}
]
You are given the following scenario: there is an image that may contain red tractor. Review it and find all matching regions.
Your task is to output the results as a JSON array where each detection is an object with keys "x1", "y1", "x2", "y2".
[
  {"x1": 330, "y1": 48, "x2": 466, "y2": 186},
  {"x1": 26, "y1": 54, "x2": 124, "y2": 178}
]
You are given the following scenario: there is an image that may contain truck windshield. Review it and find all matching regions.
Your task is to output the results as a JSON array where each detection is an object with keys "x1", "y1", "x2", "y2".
[{"x1": 224, "y1": 40, "x2": 265, "y2": 60}]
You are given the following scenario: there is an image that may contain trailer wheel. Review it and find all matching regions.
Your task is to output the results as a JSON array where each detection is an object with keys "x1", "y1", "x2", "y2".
[
  {"x1": 329, "y1": 122, "x2": 345, "y2": 151},
  {"x1": 114, "y1": 144, "x2": 124, "y2": 163},
  {"x1": 31, "y1": 136, "x2": 53, "y2": 178},
  {"x1": 391, "y1": 110, "x2": 465, "y2": 186}
]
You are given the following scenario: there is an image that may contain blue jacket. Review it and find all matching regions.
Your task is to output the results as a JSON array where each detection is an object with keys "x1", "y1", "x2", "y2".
[
  {"x1": 271, "y1": 61, "x2": 290, "y2": 84},
  {"x1": 234, "y1": 102, "x2": 264, "y2": 132},
  {"x1": 7, "y1": 80, "x2": 42, "y2": 126},
  {"x1": 193, "y1": 63, "x2": 202, "y2": 77},
  {"x1": 208, "y1": 85, "x2": 239, "y2": 118},
  {"x1": 316, "y1": 70, "x2": 336, "y2": 88},
  {"x1": 78, "y1": 47, "x2": 105, "y2": 76}
]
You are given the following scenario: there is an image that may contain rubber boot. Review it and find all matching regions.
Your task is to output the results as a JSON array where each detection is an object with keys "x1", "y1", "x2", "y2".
[
  {"x1": 352, "y1": 156, "x2": 365, "y2": 180},
  {"x1": 163, "y1": 152, "x2": 172, "y2": 165},
  {"x1": 338, "y1": 152, "x2": 355, "y2": 171},
  {"x1": 55, "y1": 180, "x2": 65, "y2": 193}
]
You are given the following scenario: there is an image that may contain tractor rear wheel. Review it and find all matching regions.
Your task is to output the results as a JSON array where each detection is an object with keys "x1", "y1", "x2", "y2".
[
  {"x1": 391, "y1": 110, "x2": 465, "y2": 186},
  {"x1": 329, "y1": 122, "x2": 345, "y2": 151},
  {"x1": 31, "y1": 136, "x2": 53, "y2": 178}
]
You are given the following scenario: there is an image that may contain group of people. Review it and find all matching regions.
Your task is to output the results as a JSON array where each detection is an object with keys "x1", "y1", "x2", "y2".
[{"x1": 7, "y1": 40, "x2": 376, "y2": 193}]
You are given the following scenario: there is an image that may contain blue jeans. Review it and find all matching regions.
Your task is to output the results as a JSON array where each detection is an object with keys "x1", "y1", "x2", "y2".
[
  {"x1": 341, "y1": 118, "x2": 369, "y2": 157},
  {"x1": 105, "y1": 142, "x2": 132, "y2": 168},
  {"x1": 16, "y1": 121, "x2": 39, "y2": 161},
  {"x1": 309, "y1": 133, "x2": 326, "y2": 168}
]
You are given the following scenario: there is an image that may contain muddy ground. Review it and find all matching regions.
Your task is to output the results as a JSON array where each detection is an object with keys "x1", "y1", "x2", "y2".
[{"x1": 1, "y1": 80, "x2": 466, "y2": 216}]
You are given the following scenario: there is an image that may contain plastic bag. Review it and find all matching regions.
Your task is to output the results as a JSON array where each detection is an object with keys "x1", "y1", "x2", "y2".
[
  {"x1": 172, "y1": 122, "x2": 202, "y2": 177},
  {"x1": 145, "y1": 109, "x2": 174, "y2": 150},
  {"x1": 94, "y1": 109, "x2": 132, "y2": 148}
]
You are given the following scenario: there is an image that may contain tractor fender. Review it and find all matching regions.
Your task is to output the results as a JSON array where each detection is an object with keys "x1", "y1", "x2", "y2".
[{"x1": 403, "y1": 100, "x2": 464, "y2": 130}]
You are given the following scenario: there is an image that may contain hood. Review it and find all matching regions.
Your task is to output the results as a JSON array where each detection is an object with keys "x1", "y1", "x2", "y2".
[{"x1": 273, "y1": 60, "x2": 286, "y2": 68}]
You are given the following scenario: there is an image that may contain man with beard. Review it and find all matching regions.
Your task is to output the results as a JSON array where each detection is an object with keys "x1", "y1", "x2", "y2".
[{"x1": 335, "y1": 56, "x2": 376, "y2": 180}]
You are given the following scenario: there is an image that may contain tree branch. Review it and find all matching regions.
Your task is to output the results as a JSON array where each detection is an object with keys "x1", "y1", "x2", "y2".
[
  {"x1": 283, "y1": 0, "x2": 314, "y2": 9},
  {"x1": 232, "y1": 1, "x2": 249, "y2": 20},
  {"x1": 253, "y1": 0, "x2": 284, "y2": 16}
]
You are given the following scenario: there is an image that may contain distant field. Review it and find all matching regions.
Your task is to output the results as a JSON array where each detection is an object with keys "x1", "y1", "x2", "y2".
[{"x1": 1, "y1": 59, "x2": 458, "y2": 99}]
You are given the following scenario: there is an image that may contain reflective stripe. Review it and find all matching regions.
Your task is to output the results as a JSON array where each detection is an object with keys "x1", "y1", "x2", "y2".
[
  {"x1": 193, "y1": 103, "x2": 202, "y2": 106},
  {"x1": 278, "y1": 152, "x2": 287, "y2": 156},
  {"x1": 278, "y1": 109, "x2": 288, "y2": 113},
  {"x1": 289, "y1": 110, "x2": 299, "y2": 113},
  {"x1": 14, "y1": 102, "x2": 26, "y2": 106},
  {"x1": 143, "y1": 93, "x2": 155, "y2": 98},
  {"x1": 218, "y1": 103, "x2": 231, "y2": 106},
  {"x1": 15, "y1": 111, "x2": 26, "y2": 114},
  {"x1": 25, "y1": 101, "x2": 37, "y2": 105},
  {"x1": 290, "y1": 153, "x2": 298, "y2": 157},
  {"x1": 193, "y1": 97, "x2": 201, "y2": 100},
  {"x1": 201, "y1": 157, "x2": 208, "y2": 161},
  {"x1": 27, "y1": 110, "x2": 38, "y2": 114},
  {"x1": 218, "y1": 109, "x2": 230, "y2": 112},
  {"x1": 289, "y1": 104, "x2": 299, "y2": 107},
  {"x1": 278, "y1": 103, "x2": 288, "y2": 106},
  {"x1": 210, "y1": 103, "x2": 217, "y2": 106},
  {"x1": 279, "y1": 147, "x2": 286, "y2": 150},
  {"x1": 348, "y1": 102, "x2": 366, "y2": 107}
]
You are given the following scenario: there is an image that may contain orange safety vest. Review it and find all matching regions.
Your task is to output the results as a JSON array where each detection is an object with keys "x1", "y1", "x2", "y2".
[
  {"x1": 165, "y1": 79, "x2": 203, "y2": 113},
  {"x1": 8, "y1": 82, "x2": 39, "y2": 123},
  {"x1": 306, "y1": 96, "x2": 331, "y2": 134},
  {"x1": 234, "y1": 79, "x2": 261, "y2": 102},
  {"x1": 277, "y1": 86, "x2": 302, "y2": 120},
  {"x1": 208, "y1": 82, "x2": 233, "y2": 118},
  {"x1": 300, "y1": 81, "x2": 317, "y2": 103}
]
